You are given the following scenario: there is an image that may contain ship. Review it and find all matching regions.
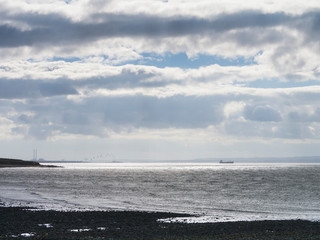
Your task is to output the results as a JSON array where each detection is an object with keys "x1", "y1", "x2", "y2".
[{"x1": 219, "y1": 160, "x2": 234, "y2": 164}]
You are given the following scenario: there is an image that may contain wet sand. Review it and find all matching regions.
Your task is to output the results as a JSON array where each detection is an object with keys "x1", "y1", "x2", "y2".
[{"x1": 1, "y1": 206, "x2": 320, "y2": 239}]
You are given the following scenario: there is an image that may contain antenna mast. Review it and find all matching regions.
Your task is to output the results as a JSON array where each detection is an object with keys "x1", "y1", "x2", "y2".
[{"x1": 33, "y1": 149, "x2": 38, "y2": 161}]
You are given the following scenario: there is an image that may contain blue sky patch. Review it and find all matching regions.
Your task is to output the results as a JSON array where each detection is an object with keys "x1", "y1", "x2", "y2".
[
  {"x1": 120, "y1": 52, "x2": 257, "y2": 68},
  {"x1": 50, "y1": 57, "x2": 81, "y2": 62}
]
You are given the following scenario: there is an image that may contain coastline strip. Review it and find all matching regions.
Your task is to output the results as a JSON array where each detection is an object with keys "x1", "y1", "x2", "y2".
[{"x1": 1, "y1": 206, "x2": 320, "y2": 239}]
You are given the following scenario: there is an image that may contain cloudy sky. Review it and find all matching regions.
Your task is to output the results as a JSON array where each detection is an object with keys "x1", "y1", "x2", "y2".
[{"x1": 1, "y1": 0, "x2": 320, "y2": 161}]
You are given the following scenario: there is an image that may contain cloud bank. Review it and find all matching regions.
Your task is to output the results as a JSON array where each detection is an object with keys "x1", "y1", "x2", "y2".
[{"x1": 1, "y1": 0, "x2": 320, "y2": 160}]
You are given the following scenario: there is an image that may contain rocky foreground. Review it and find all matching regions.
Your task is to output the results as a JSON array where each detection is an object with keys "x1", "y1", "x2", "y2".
[{"x1": 1, "y1": 206, "x2": 320, "y2": 239}]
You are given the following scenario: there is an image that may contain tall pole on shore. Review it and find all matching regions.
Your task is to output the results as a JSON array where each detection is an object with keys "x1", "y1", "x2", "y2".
[{"x1": 33, "y1": 149, "x2": 38, "y2": 161}]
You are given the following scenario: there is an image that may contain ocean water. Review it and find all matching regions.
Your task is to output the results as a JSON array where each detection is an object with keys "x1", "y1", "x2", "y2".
[{"x1": 1, "y1": 163, "x2": 320, "y2": 223}]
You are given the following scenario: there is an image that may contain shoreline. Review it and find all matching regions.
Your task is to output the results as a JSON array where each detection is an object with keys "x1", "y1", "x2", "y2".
[
  {"x1": 0, "y1": 158, "x2": 61, "y2": 168},
  {"x1": 1, "y1": 206, "x2": 320, "y2": 239},
  {"x1": 0, "y1": 164, "x2": 61, "y2": 168}
]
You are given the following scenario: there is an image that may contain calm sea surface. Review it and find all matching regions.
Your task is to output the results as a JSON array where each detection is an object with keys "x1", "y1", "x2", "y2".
[{"x1": 1, "y1": 163, "x2": 320, "y2": 222}]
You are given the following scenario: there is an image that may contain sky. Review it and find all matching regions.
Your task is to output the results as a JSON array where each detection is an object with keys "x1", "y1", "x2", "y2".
[{"x1": 1, "y1": 0, "x2": 320, "y2": 161}]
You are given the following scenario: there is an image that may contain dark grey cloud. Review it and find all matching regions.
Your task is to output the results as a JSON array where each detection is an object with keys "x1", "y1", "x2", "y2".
[
  {"x1": 0, "y1": 10, "x2": 308, "y2": 48},
  {"x1": 8, "y1": 95, "x2": 225, "y2": 139},
  {"x1": 0, "y1": 76, "x2": 157, "y2": 100},
  {"x1": 208, "y1": 11, "x2": 290, "y2": 31},
  {"x1": 80, "y1": 68, "x2": 162, "y2": 89},
  {"x1": 3, "y1": 90, "x2": 320, "y2": 140},
  {"x1": 0, "y1": 79, "x2": 78, "y2": 99},
  {"x1": 228, "y1": 28, "x2": 286, "y2": 47},
  {"x1": 59, "y1": 95, "x2": 224, "y2": 129},
  {"x1": 0, "y1": 68, "x2": 176, "y2": 99},
  {"x1": 293, "y1": 11, "x2": 320, "y2": 52},
  {"x1": 244, "y1": 105, "x2": 282, "y2": 122},
  {"x1": 288, "y1": 108, "x2": 320, "y2": 122}
]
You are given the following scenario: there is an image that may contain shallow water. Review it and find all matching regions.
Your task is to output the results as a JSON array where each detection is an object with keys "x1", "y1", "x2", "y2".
[{"x1": 1, "y1": 163, "x2": 320, "y2": 222}]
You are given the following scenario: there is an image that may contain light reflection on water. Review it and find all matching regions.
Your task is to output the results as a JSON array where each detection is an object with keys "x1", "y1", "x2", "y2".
[{"x1": 1, "y1": 163, "x2": 320, "y2": 222}]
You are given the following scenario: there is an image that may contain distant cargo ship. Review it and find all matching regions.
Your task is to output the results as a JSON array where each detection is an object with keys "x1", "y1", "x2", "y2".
[{"x1": 219, "y1": 160, "x2": 234, "y2": 164}]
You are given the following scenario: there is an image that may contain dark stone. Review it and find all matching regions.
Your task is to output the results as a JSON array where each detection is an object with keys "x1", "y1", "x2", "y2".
[{"x1": 1, "y1": 207, "x2": 320, "y2": 239}]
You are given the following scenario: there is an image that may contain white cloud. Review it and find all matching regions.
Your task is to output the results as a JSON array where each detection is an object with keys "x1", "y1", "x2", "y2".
[
  {"x1": 1, "y1": 0, "x2": 320, "y2": 159},
  {"x1": 224, "y1": 101, "x2": 245, "y2": 119}
]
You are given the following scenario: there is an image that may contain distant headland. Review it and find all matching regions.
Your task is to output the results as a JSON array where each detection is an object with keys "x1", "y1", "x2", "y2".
[{"x1": 0, "y1": 158, "x2": 60, "y2": 168}]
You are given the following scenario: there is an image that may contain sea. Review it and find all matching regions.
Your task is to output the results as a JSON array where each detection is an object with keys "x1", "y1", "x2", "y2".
[{"x1": 1, "y1": 162, "x2": 320, "y2": 223}]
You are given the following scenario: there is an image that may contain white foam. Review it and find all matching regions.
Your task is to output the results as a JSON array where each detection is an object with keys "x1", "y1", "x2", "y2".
[
  {"x1": 38, "y1": 223, "x2": 53, "y2": 228},
  {"x1": 69, "y1": 228, "x2": 91, "y2": 232},
  {"x1": 97, "y1": 227, "x2": 106, "y2": 230},
  {"x1": 20, "y1": 233, "x2": 35, "y2": 237}
]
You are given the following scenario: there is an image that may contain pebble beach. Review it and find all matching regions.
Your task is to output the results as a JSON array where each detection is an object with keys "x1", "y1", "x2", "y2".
[{"x1": 1, "y1": 206, "x2": 320, "y2": 240}]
